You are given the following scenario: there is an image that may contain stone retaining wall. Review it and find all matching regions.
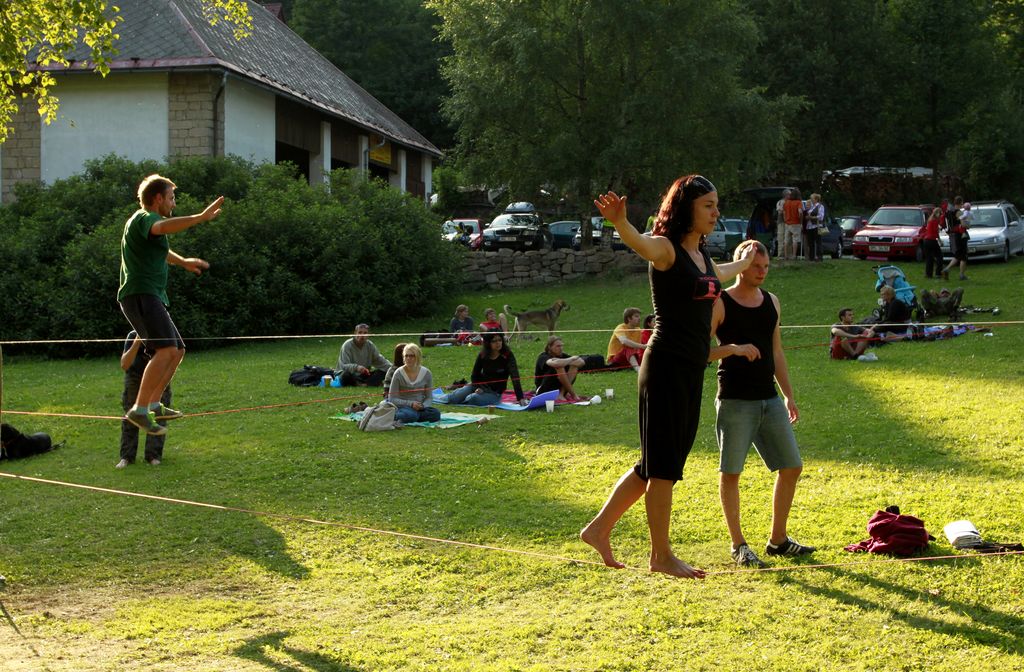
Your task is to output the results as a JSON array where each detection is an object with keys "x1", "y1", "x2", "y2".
[{"x1": 462, "y1": 247, "x2": 646, "y2": 288}]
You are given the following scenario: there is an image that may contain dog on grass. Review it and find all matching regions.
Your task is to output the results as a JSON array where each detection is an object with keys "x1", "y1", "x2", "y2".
[
  {"x1": 503, "y1": 299, "x2": 569, "y2": 341},
  {"x1": 1, "y1": 423, "x2": 56, "y2": 460}
]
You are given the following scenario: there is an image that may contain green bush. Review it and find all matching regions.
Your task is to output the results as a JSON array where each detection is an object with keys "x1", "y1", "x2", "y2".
[{"x1": 0, "y1": 156, "x2": 462, "y2": 354}]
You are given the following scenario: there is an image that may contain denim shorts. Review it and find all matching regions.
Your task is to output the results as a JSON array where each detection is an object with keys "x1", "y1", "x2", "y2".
[{"x1": 715, "y1": 396, "x2": 802, "y2": 473}]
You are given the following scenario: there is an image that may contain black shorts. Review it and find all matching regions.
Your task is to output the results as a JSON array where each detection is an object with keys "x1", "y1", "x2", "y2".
[
  {"x1": 634, "y1": 347, "x2": 707, "y2": 482},
  {"x1": 953, "y1": 233, "x2": 968, "y2": 261},
  {"x1": 119, "y1": 294, "x2": 184, "y2": 351}
]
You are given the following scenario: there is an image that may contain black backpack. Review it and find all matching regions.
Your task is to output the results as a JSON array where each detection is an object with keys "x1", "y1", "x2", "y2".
[
  {"x1": 288, "y1": 365, "x2": 335, "y2": 387},
  {"x1": 1, "y1": 423, "x2": 56, "y2": 460}
]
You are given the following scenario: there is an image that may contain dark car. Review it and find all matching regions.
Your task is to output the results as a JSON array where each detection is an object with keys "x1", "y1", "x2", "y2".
[
  {"x1": 481, "y1": 212, "x2": 551, "y2": 251},
  {"x1": 838, "y1": 214, "x2": 869, "y2": 253},
  {"x1": 548, "y1": 220, "x2": 581, "y2": 250},
  {"x1": 809, "y1": 215, "x2": 845, "y2": 259},
  {"x1": 572, "y1": 217, "x2": 626, "y2": 250},
  {"x1": 852, "y1": 205, "x2": 933, "y2": 261}
]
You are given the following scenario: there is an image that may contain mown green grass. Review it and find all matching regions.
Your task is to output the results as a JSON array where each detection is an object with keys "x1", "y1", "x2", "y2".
[{"x1": 2, "y1": 256, "x2": 1023, "y2": 670}]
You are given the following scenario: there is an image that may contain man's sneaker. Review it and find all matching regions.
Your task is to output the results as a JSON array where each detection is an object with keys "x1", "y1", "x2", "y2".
[
  {"x1": 115, "y1": 458, "x2": 130, "y2": 469},
  {"x1": 857, "y1": 352, "x2": 879, "y2": 362},
  {"x1": 125, "y1": 409, "x2": 168, "y2": 436},
  {"x1": 146, "y1": 458, "x2": 161, "y2": 466},
  {"x1": 153, "y1": 404, "x2": 184, "y2": 421},
  {"x1": 731, "y1": 543, "x2": 766, "y2": 568},
  {"x1": 765, "y1": 536, "x2": 816, "y2": 557}
]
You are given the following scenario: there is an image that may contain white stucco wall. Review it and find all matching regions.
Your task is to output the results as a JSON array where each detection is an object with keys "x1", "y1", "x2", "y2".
[
  {"x1": 223, "y1": 79, "x2": 275, "y2": 164},
  {"x1": 40, "y1": 73, "x2": 169, "y2": 184}
]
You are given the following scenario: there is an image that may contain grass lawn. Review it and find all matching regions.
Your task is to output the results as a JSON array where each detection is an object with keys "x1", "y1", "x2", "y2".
[{"x1": 1, "y1": 256, "x2": 1023, "y2": 671}]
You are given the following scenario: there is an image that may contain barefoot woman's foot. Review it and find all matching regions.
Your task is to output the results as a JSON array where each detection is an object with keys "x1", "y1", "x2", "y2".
[
  {"x1": 649, "y1": 552, "x2": 706, "y2": 579},
  {"x1": 580, "y1": 524, "x2": 626, "y2": 569}
]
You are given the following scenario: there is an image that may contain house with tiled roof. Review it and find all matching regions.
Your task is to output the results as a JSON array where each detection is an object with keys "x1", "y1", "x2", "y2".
[{"x1": 0, "y1": 0, "x2": 441, "y2": 203}]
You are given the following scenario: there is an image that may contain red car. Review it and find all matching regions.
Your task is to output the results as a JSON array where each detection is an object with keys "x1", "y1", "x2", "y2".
[{"x1": 852, "y1": 205, "x2": 934, "y2": 261}]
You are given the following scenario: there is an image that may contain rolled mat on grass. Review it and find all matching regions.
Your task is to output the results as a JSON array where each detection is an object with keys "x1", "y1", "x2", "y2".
[
  {"x1": 431, "y1": 388, "x2": 595, "y2": 410},
  {"x1": 332, "y1": 411, "x2": 498, "y2": 429},
  {"x1": 431, "y1": 388, "x2": 559, "y2": 411}
]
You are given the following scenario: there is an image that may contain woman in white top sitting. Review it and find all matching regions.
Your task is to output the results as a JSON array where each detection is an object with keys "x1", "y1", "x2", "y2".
[{"x1": 387, "y1": 343, "x2": 441, "y2": 423}]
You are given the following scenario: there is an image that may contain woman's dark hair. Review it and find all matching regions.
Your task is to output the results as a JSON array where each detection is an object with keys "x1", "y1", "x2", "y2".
[
  {"x1": 391, "y1": 342, "x2": 407, "y2": 366},
  {"x1": 651, "y1": 174, "x2": 717, "y2": 245},
  {"x1": 643, "y1": 313, "x2": 655, "y2": 329},
  {"x1": 480, "y1": 331, "x2": 510, "y2": 358}
]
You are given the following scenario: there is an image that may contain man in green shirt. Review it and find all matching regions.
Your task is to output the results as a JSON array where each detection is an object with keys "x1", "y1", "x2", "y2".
[{"x1": 118, "y1": 174, "x2": 223, "y2": 437}]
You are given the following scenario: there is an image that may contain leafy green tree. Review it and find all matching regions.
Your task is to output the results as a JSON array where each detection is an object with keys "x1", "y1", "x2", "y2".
[
  {"x1": 288, "y1": 0, "x2": 454, "y2": 148},
  {"x1": 0, "y1": 0, "x2": 252, "y2": 143},
  {"x1": 429, "y1": 0, "x2": 795, "y2": 243},
  {"x1": 740, "y1": 0, "x2": 888, "y2": 176}
]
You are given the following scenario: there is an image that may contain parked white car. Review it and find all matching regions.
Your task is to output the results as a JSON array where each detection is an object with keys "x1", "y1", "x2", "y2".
[{"x1": 939, "y1": 201, "x2": 1024, "y2": 262}]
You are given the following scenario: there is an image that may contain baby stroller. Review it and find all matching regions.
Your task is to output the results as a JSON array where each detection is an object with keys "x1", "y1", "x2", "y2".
[{"x1": 874, "y1": 265, "x2": 925, "y2": 322}]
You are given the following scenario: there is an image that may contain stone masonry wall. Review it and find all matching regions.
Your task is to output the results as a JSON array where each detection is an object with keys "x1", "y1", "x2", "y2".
[
  {"x1": 462, "y1": 247, "x2": 646, "y2": 288},
  {"x1": 1, "y1": 103, "x2": 42, "y2": 203},
  {"x1": 168, "y1": 73, "x2": 219, "y2": 158}
]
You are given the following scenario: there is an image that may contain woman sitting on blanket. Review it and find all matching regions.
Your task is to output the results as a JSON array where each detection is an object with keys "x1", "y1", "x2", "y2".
[
  {"x1": 381, "y1": 342, "x2": 407, "y2": 397},
  {"x1": 446, "y1": 332, "x2": 527, "y2": 407},
  {"x1": 388, "y1": 343, "x2": 442, "y2": 423}
]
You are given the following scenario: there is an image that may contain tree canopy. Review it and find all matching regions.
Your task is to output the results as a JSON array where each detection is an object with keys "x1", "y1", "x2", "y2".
[
  {"x1": 429, "y1": 0, "x2": 797, "y2": 224},
  {"x1": 0, "y1": 0, "x2": 252, "y2": 143}
]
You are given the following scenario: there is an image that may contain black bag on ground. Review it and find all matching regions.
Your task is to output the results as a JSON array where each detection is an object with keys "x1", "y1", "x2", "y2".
[
  {"x1": 1, "y1": 423, "x2": 56, "y2": 460},
  {"x1": 579, "y1": 354, "x2": 606, "y2": 373},
  {"x1": 288, "y1": 365, "x2": 335, "y2": 387}
]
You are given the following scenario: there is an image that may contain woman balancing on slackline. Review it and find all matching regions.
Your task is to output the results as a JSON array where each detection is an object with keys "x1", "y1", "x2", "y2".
[{"x1": 581, "y1": 176, "x2": 755, "y2": 579}]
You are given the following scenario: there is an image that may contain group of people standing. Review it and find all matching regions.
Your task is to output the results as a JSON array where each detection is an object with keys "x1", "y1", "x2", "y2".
[
  {"x1": 776, "y1": 189, "x2": 827, "y2": 262},
  {"x1": 581, "y1": 176, "x2": 814, "y2": 578},
  {"x1": 928, "y1": 196, "x2": 973, "y2": 282}
]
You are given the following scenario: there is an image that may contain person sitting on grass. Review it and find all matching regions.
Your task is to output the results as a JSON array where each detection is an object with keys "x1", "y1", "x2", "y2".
[
  {"x1": 640, "y1": 313, "x2": 655, "y2": 345},
  {"x1": 479, "y1": 307, "x2": 510, "y2": 336},
  {"x1": 877, "y1": 286, "x2": 913, "y2": 342},
  {"x1": 444, "y1": 332, "x2": 527, "y2": 407},
  {"x1": 534, "y1": 335, "x2": 585, "y2": 401},
  {"x1": 388, "y1": 343, "x2": 441, "y2": 423},
  {"x1": 337, "y1": 323, "x2": 392, "y2": 386},
  {"x1": 607, "y1": 307, "x2": 648, "y2": 372},
  {"x1": 421, "y1": 305, "x2": 482, "y2": 347},
  {"x1": 381, "y1": 342, "x2": 407, "y2": 397},
  {"x1": 449, "y1": 304, "x2": 477, "y2": 344},
  {"x1": 830, "y1": 308, "x2": 876, "y2": 360}
]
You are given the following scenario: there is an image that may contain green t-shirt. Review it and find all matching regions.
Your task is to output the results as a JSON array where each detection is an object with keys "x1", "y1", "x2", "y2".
[{"x1": 118, "y1": 209, "x2": 170, "y2": 305}]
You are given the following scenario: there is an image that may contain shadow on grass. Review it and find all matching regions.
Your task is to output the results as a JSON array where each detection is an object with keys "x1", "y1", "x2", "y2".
[
  {"x1": 782, "y1": 341, "x2": 1024, "y2": 480},
  {"x1": 232, "y1": 631, "x2": 360, "y2": 671},
  {"x1": 211, "y1": 516, "x2": 310, "y2": 581},
  {"x1": 786, "y1": 564, "x2": 1024, "y2": 654}
]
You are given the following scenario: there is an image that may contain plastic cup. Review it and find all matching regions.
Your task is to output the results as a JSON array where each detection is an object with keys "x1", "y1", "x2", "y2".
[
  {"x1": 545, "y1": 399, "x2": 555, "y2": 413},
  {"x1": 591, "y1": 395, "x2": 602, "y2": 404},
  {"x1": 605, "y1": 388, "x2": 614, "y2": 399}
]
